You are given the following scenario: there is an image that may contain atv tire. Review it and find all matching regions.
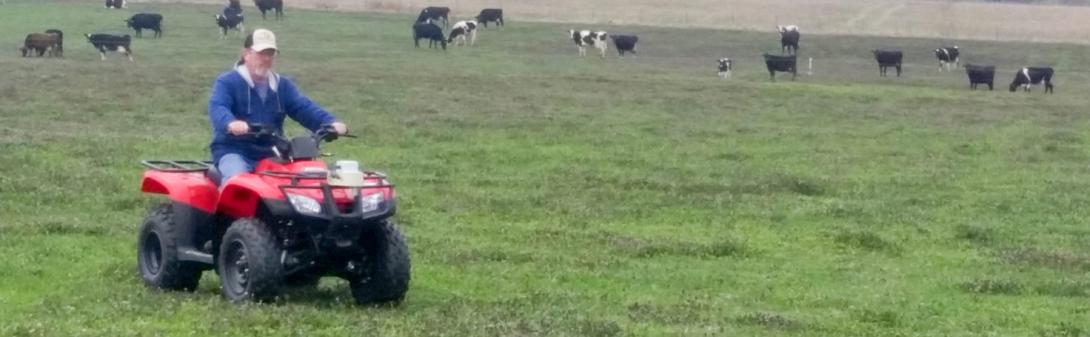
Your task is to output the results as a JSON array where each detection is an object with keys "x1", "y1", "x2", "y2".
[
  {"x1": 138, "y1": 203, "x2": 203, "y2": 291},
  {"x1": 218, "y1": 218, "x2": 283, "y2": 303},
  {"x1": 350, "y1": 219, "x2": 411, "y2": 305}
]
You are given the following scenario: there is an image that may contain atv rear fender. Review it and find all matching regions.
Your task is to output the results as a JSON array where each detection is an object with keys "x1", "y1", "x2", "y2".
[{"x1": 140, "y1": 171, "x2": 219, "y2": 265}]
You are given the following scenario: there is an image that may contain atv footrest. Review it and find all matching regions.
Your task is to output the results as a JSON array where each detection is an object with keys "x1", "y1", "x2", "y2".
[{"x1": 142, "y1": 160, "x2": 214, "y2": 172}]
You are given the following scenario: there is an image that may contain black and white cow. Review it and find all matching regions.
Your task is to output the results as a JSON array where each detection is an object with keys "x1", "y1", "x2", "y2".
[
  {"x1": 717, "y1": 58, "x2": 733, "y2": 79},
  {"x1": 964, "y1": 64, "x2": 995, "y2": 91},
  {"x1": 85, "y1": 33, "x2": 133, "y2": 61},
  {"x1": 413, "y1": 22, "x2": 447, "y2": 50},
  {"x1": 215, "y1": 13, "x2": 245, "y2": 39},
  {"x1": 416, "y1": 6, "x2": 450, "y2": 27},
  {"x1": 254, "y1": 0, "x2": 283, "y2": 20},
  {"x1": 872, "y1": 49, "x2": 903, "y2": 77},
  {"x1": 609, "y1": 35, "x2": 638, "y2": 57},
  {"x1": 476, "y1": 8, "x2": 504, "y2": 27},
  {"x1": 763, "y1": 53, "x2": 797, "y2": 81},
  {"x1": 569, "y1": 30, "x2": 608, "y2": 58},
  {"x1": 448, "y1": 20, "x2": 478, "y2": 46},
  {"x1": 126, "y1": 13, "x2": 163, "y2": 39},
  {"x1": 934, "y1": 46, "x2": 960, "y2": 71},
  {"x1": 778, "y1": 25, "x2": 800, "y2": 55},
  {"x1": 104, "y1": 0, "x2": 125, "y2": 9},
  {"x1": 1009, "y1": 67, "x2": 1054, "y2": 93}
]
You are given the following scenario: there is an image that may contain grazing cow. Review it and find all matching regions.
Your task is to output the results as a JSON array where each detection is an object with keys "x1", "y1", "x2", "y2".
[
  {"x1": 215, "y1": 14, "x2": 246, "y2": 39},
  {"x1": 763, "y1": 53, "x2": 797, "y2": 81},
  {"x1": 476, "y1": 8, "x2": 504, "y2": 27},
  {"x1": 104, "y1": 0, "x2": 125, "y2": 9},
  {"x1": 934, "y1": 46, "x2": 960, "y2": 72},
  {"x1": 416, "y1": 6, "x2": 450, "y2": 27},
  {"x1": 254, "y1": 0, "x2": 283, "y2": 20},
  {"x1": 569, "y1": 30, "x2": 608, "y2": 58},
  {"x1": 964, "y1": 64, "x2": 995, "y2": 91},
  {"x1": 448, "y1": 20, "x2": 478, "y2": 46},
  {"x1": 1009, "y1": 67, "x2": 1054, "y2": 93},
  {"x1": 127, "y1": 13, "x2": 164, "y2": 39},
  {"x1": 778, "y1": 25, "x2": 800, "y2": 55},
  {"x1": 872, "y1": 50, "x2": 903, "y2": 77},
  {"x1": 609, "y1": 35, "x2": 638, "y2": 57},
  {"x1": 413, "y1": 22, "x2": 447, "y2": 50},
  {"x1": 45, "y1": 29, "x2": 63, "y2": 57},
  {"x1": 717, "y1": 58, "x2": 733, "y2": 79},
  {"x1": 85, "y1": 33, "x2": 133, "y2": 61},
  {"x1": 22, "y1": 32, "x2": 61, "y2": 57}
]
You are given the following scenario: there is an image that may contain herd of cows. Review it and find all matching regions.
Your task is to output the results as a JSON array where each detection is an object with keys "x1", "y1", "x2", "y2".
[{"x1": 16, "y1": 1, "x2": 1057, "y2": 93}]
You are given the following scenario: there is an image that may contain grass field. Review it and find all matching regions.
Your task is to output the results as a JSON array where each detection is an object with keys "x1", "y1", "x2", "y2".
[{"x1": 3, "y1": 1, "x2": 1090, "y2": 336}]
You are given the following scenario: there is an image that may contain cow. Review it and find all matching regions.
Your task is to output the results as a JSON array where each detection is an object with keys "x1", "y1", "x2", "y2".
[
  {"x1": 21, "y1": 32, "x2": 61, "y2": 57},
  {"x1": 254, "y1": 0, "x2": 283, "y2": 20},
  {"x1": 45, "y1": 29, "x2": 63, "y2": 57},
  {"x1": 127, "y1": 13, "x2": 164, "y2": 39},
  {"x1": 610, "y1": 35, "x2": 638, "y2": 57},
  {"x1": 873, "y1": 50, "x2": 903, "y2": 77},
  {"x1": 717, "y1": 58, "x2": 733, "y2": 79},
  {"x1": 569, "y1": 30, "x2": 608, "y2": 58},
  {"x1": 85, "y1": 33, "x2": 133, "y2": 61},
  {"x1": 476, "y1": 8, "x2": 504, "y2": 27},
  {"x1": 778, "y1": 25, "x2": 800, "y2": 55},
  {"x1": 413, "y1": 22, "x2": 446, "y2": 50},
  {"x1": 763, "y1": 53, "x2": 797, "y2": 81},
  {"x1": 448, "y1": 20, "x2": 478, "y2": 47},
  {"x1": 104, "y1": 0, "x2": 125, "y2": 9},
  {"x1": 1009, "y1": 67, "x2": 1054, "y2": 93},
  {"x1": 964, "y1": 64, "x2": 995, "y2": 91},
  {"x1": 934, "y1": 46, "x2": 960, "y2": 72},
  {"x1": 416, "y1": 6, "x2": 450, "y2": 27},
  {"x1": 215, "y1": 14, "x2": 246, "y2": 39}
]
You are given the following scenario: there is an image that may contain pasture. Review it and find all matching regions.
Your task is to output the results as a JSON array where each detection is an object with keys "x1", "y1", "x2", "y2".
[{"x1": 2, "y1": 1, "x2": 1090, "y2": 336}]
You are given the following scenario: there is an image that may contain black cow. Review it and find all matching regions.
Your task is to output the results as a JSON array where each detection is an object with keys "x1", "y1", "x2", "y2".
[
  {"x1": 413, "y1": 22, "x2": 446, "y2": 50},
  {"x1": 778, "y1": 26, "x2": 800, "y2": 55},
  {"x1": 215, "y1": 14, "x2": 245, "y2": 39},
  {"x1": 476, "y1": 8, "x2": 504, "y2": 27},
  {"x1": 964, "y1": 64, "x2": 995, "y2": 91},
  {"x1": 934, "y1": 46, "x2": 959, "y2": 72},
  {"x1": 45, "y1": 29, "x2": 63, "y2": 57},
  {"x1": 254, "y1": 0, "x2": 283, "y2": 20},
  {"x1": 763, "y1": 53, "x2": 797, "y2": 81},
  {"x1": 85, "y1": 33, "x2": 133, "y2": 61},
  {"x1": 609, "y1": 35, "x2": 638, "y2": 56},
  {"x1": 104, "y1": 0, "x2": 125, "y2": 9},
  {"x1": 127, "y1": 13, "x2": 163, "y2": 38},
  {"x1": 416, "y1": 6, "x2": 450, "y2": 27},
  {"x1": 1009, "y1": 67, "x2": 1054, "y2": 93},
  {"x1": 873, "y1": 50, "x2": 903, "y2": 77},
  {"x1": 717, "y1": 58, "x2": 733, "y2": 79}
]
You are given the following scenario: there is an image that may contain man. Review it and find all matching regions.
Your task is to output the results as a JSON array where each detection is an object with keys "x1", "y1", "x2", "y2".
[{"x1": 207, "y1": 28, "x2": 347, "y2": 185}]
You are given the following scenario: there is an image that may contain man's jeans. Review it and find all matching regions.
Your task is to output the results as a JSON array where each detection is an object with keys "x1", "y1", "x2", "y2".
[{"x1": 217, "y1": 153, "x2": 256, "y2": 186}]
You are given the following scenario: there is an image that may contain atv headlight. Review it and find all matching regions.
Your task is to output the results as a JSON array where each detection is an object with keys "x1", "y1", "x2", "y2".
[
  {"x1": 359, "y1": 192, "x2": 384, "y2": 213},
  {"x1": 286, "y1": 193, "x2": 322, "y2": 215}
]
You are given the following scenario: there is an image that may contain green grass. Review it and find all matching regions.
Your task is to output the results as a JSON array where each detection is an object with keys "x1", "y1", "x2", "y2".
[{"x1": 3, "y1": 2, "x2": 1090, "y2": 336}]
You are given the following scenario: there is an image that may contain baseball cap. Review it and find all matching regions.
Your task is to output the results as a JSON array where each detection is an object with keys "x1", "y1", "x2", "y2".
[{"x1": 244, "y1": 29, "x2": 278, "y2": 52}]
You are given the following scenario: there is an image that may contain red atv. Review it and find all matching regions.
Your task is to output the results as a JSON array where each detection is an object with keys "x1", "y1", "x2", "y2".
[{"x1": 137, "y1": 124, "x2": 409, "y2": 305}]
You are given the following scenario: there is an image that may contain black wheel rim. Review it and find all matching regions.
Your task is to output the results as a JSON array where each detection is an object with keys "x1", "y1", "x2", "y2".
[
  {"x1": 223, "y1": 240, "x2": 250, "y2": 297},
  {"x1": 140, "y1": 231, "x2": 163, "y2": 276}
]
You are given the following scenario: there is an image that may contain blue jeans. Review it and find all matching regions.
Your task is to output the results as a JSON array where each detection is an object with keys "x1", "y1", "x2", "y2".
[{"x1": 217, "y1": 153, "x2": 256, "y2": 186}]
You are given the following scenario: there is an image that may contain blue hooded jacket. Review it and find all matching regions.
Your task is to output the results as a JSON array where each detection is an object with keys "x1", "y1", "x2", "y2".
[{"x1": 207, "y1": 65, "x2": 337, "y2": 164}]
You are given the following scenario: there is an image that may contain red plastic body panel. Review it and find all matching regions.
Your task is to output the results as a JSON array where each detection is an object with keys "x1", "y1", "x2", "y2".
[{"x1": 140, "y1": 171, "x2": 219, "y2": 213}]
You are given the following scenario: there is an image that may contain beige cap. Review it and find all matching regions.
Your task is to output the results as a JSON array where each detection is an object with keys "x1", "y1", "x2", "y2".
[{"x1": 247, "y1": 29, "x2": 277, "y2": 52}]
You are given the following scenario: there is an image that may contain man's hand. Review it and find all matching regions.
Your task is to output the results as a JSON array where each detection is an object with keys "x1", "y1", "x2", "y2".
[
  {"x1": 227, "y1": 120, "x2": 249, "y2": 135},
  {"x1": 331, "y1": 122, "x2": 348, "y2": 135}
]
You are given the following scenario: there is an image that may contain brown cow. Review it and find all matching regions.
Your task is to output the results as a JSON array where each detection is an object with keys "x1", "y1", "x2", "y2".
[{"x1": 22, "y1": 32, "x2": 60, "y2": 57}]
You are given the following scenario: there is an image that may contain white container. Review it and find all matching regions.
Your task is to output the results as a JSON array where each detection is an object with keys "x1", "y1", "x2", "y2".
[{"x1": 329, "y1": 160, "x2": 365, "y2": 187}]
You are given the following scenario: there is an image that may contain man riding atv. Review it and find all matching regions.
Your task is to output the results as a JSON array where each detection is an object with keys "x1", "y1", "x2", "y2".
[{"x1": 209, "y1": 28, "x2": 347, "y2": 185}]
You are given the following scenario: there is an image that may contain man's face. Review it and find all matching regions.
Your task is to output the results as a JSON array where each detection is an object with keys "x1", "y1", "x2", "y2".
[{"x1": 243, "y1": 48, "x2": 276, "y2": 78}]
